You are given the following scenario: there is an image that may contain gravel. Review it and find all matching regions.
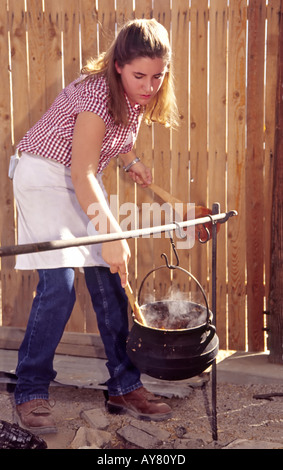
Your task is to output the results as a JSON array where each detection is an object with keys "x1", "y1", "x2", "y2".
[{"x1": 1, "y1": 378, "x2": 282, "y2": 449}]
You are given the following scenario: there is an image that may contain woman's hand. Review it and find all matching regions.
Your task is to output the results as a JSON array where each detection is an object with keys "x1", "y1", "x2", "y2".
[
  {"x1": 120, "y1": 151, "x2": 152, "y2": 188},
  {"x1": 128, "y1": 161, "x2": 152, "y2": 187},
  {"x1": 102, "y1": 239, "x2": 131, "y2": 287}
]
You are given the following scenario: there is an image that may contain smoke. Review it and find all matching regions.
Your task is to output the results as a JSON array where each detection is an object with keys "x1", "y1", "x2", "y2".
[{"x1": 140, "y1": 290, "x2": 209, "y2": 331}]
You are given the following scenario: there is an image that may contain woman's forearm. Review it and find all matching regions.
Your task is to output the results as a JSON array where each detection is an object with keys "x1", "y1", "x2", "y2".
[
  {"x1": 71, "y1": 112, "x2": 122, "y2": 234},
  {"x1": 119, "y1": 150, "x2": 137, "y2": 168},
  {"x1": 72, "y1": 170, "x2": 122, "y2": 235}
]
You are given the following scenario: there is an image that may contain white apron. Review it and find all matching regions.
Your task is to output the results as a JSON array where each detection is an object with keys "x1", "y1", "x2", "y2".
[{"x1": 13, "y1": 152, "x2": 109, "y2": 270}]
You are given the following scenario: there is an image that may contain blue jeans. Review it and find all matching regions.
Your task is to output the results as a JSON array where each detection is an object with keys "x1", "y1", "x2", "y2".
[{"x1": 14, "y1": 267, "x2": 142, "y2": 404}]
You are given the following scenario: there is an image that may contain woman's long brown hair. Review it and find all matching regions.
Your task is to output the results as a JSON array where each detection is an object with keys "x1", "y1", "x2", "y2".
[{"x1": 80, "y1": 19, "x2": 179, "y2": 128}]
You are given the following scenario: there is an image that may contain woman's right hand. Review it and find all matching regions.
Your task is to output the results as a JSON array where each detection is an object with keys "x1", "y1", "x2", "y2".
[{"x1": 101, "y1": 239, "x2": 131, "y2": 287}]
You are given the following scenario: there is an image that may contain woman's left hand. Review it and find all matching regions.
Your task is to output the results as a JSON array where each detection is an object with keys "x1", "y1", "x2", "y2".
[{"x1": 128, "y1": 162, "x2": 152, "y2": 187}]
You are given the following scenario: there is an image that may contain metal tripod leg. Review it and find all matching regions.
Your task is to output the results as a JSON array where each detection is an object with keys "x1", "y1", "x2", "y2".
[{"x1": 211, "y1": 203, "x2": 219, "y2": 441}]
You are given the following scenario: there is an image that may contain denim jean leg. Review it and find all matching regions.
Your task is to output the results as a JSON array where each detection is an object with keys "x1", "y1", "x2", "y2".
[
  {"x1": 84, "y1": 267, "x2": 142, "y2": 396},
  {"x1": 14, "y1": 268, "x2": 76, "y2": 404}
]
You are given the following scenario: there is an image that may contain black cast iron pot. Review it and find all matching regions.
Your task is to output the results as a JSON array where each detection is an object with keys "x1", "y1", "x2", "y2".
[{"x1": 126, "y1": 266, "x2": 219, "y2": 381}]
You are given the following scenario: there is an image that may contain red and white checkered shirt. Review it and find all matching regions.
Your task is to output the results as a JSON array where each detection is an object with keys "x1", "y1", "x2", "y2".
[{"x1": 18, "y1": 75, "x2": 143, "y2": 174}]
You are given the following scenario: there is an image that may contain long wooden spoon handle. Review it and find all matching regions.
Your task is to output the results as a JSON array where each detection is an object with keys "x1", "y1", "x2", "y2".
[
  {"x1": 150, "y1": 183, "x2": 184, "y2": 207},
  {"x1": 124, "y1": 281, "x2": 147, "y2": 326}
]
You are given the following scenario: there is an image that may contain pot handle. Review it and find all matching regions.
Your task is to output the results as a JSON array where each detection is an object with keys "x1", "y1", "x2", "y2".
[
  {"x1": 197, "y1": 324, "x2": 217, "y2": 351},
  {"x1": 205, "y1": 324, "x2": 217, "y2": 343},
  {"x1": 138, "y1": 264, "x2": 211, "y2": 326}
]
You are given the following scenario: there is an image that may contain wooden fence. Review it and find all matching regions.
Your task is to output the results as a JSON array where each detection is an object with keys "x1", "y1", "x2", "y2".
[{"x1": 0, "y1": 0, "x2": 281, "y2": 353}]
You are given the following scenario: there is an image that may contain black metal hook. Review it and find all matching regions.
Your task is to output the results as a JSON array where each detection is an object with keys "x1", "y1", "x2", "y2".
[
  {"x1": 173, "y1": 221, "x2": 187, "y2": 240},
  {"x1": 197, "y1": 224, "x2": 211, "y2": 244},
  {"x1": 217, "y1": 210, "x2": 237, "y2": 224},
  {"x1": 161, "y1": 234, "x2": 180, "y2": 268},
  {"x1": 160, "y1": 222, "x2": 184, "y2": 268},
  {"x1": 197, "y1": 213, "x2": 222, "y2": 244}
]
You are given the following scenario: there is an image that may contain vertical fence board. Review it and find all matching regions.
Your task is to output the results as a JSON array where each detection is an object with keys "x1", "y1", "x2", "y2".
[
  {"x1": 0, "y1": 0, "x2": 12, "y2": 238},
  {"x1": 208, "y1": 0, "x2": 228, "y2": 347},
  {"x1": 171, "y1": 0, "x2": 190, "y2": 295},
  {"x1": 44, "y1": 0, "x2": 63, "y2": 109},
  {"x1": 80, "y1": 0, "x2": 98, "y2": 66},
  {"x1": 189, "y1": 0, "x2": 209, "y2": 296},
  {"x1": 134, "y1": 1, "x2": 154, "y2": 301},
  {"x1": 269, "y1": 3, "x2": 283, "y2": 363},
  {"x1": 116, "y1": 0, "x2": 134, "y2": 26},
  {"x1": 264, "y1": 0, "x2": 280, "y2": 309},
  {"x1": 246, "y1": 0, "x2": 266, "y2": 351},
  {"x1": 26, "y1": 0, "x2": 46, "y2": 125},
  {"x1": 150, "y1": 0, "x2": 172, "y2": 300},
  {"x1": 134, "y1": 0, "x2": 152, "y2": 20},
  {"x1": 9, "y1": 0, "x2": 30, "y2": 142},
  {"x1": 62, "y1": 0, "x2": 80, "y2": 86},
  {"x1": 227, "y1": 0, "x2": 247, "y2": 350},
  {"x1": 0, "y1": 0, "x2": 14, "y2": 326},
  {"x1": 3, "y1": 0, "x2": 30, "y2": 328}
]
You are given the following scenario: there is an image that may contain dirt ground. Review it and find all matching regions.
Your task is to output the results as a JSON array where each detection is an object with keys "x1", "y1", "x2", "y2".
[{"x1": 1, "y1": 377, "x2": 283, "y2": 450}]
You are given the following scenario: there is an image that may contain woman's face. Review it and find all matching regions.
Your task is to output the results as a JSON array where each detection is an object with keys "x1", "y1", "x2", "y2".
[{"x1": 115, "y1": 56, "x2": 168, "y2": 106}]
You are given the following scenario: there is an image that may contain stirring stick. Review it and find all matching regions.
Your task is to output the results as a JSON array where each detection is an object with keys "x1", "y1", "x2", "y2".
[{"x1": 124, "y1": 281, "x2": 147, "y2": 326}]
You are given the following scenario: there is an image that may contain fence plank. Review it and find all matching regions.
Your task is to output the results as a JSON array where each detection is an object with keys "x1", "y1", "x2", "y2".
[
  {"x1": 189, "y1": 0, "x2": 209, "y2": 297},
  {"x1": 150, "y1": 0, "x2": 172, "y2": 300},
  {"x1": 0, "y1": 0, "x2": 16, "y2": 327},
  {"x1": 134, "y1": 0, "x2": 152, "y2": 20},
  {"x1": 170, "y1": 0, "x2": 191, "y2": 296},
  {"x1": 269, "y1": 3, "x2": 283, "y2": 363},
  {"x1": 246, "y1": 0, "x2": 266, "y2": 351},
  {"x1": 43, "y1": 0, "x2": 63, "y2": 108},
  {"x1": 26, "y1": 0, "x2": 46, "y2": 125},
  {"x1": 9, "y1": 0, "x2": 30, "y2": 142},
  {"x1": 96, "y1": 0, "x2": 116, "y2": 217},
  {"x1": 116, "y1": 0, "x2": 134, "y2": 25},
  {"x1": 80, "y1": 0, "x2": 98, "y2": 66},
  {"x1": 227, "y1": 0, "x2": 247, "y2": 350},
  {"x1": 264, "y1": 0, "x2": 280, "y2": 309},
  {"x1": 0, "y1": 0, "x2": 13, "y2": 236},
  {"x1": 62, "y1": 0, "x2": 80, "y2": 86},
  {"x1": 134, "y1": 2, "x2": 154, "y2": 302},
  {"x1": 208, "y1": 0, "x2": 228, "y2": 347},
  {"x1": 3, "y1": 0, "x2": 31, "y2": 328},
  {"x1": 96, "y1": 0, "x2": 116, "y2": 208}
]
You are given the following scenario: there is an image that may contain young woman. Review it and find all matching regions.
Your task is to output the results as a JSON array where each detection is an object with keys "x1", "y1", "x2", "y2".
[{"x1": 12, "y1": 18, "x2": 179, "y2": 434}]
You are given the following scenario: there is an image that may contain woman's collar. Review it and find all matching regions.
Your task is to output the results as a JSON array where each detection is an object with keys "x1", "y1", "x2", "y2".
[{"x1": 124, "y1": 93, "x2": 142, "y2": 115}]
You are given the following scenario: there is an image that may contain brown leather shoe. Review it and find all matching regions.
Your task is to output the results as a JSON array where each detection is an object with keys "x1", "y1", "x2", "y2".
[
  {"x1": 14, "y1": 399, "x2": 57, "y2": 435},
  {"x1": 138, "y1": 386, "x2": 162, "y2": 401},
  {"x1": 106, "y1": 387, "x2": 172, "y2": 421}
]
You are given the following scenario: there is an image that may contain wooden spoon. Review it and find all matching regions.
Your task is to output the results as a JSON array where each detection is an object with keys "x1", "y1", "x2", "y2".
[
  {"x1": 124, "y1": 281, "x2": 147, "y2": 326},
  {"x1": 149, "y1": 183, "x2": 220, "y2": 241}
]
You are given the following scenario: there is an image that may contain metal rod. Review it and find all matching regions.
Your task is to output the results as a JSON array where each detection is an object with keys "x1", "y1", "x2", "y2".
[
  {"x1": 0, "y1": 211, "x2": 237, "y2": 258},
  {"x1": 211, "y1": 203, "x2": 219, "y2": 441}
]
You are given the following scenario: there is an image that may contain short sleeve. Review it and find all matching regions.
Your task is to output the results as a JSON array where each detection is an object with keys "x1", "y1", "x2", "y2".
[{"x1": 75, "y1": 77, "x2": 111, "y2": 126}]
